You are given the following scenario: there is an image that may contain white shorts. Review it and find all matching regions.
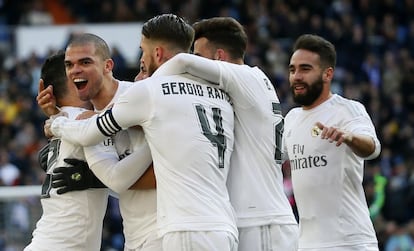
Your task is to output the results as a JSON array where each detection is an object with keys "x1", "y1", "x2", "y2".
[
  {"x1": 125, "y1": 231, "x2": 163, "y2": 251},
  {"x1": 238, "y1": 224, "x2": 299, "y2": 251},
  {"x1": 298, "y1": 243, "x2": 379, "y2": 251},
  {"x1": 162, "y1": 231, "x2": 238, "y2": 251}
]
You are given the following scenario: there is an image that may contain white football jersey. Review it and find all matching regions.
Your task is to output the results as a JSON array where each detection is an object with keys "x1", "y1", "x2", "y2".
[
  {"x1": 113, "y1": 127, "x2": 157, "y2": 249},
  {"x1": 154, "y1": 54, "x2": 297, "y2": 227},
  {"x1": 207, "y1": 62, "x2": 296, "y2": 227},
  {"x1": 50, "y1": 74, "x2": 238, "y2": 238},
  {"x1": 25, "y1": 106, "x2": 109, "y2": 251},
  {"x1": 86, "y1": 81, "x2": 157, "y2": 249},
  {"x1": 283, "y1": 94, "x2": 379, "y2": 249}
]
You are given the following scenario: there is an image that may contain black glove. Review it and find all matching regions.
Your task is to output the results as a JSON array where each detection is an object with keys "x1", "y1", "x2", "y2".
[
  {"x1": 51, "y1": 158, "x2": 106, "y2": 195},
  {"x1": 38, "y1": 143, "x2": 50, "y2": 172}
]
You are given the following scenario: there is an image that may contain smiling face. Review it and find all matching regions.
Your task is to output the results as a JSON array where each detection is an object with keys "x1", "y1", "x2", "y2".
[
  {"x1": 64, "y1": 42, "x2": 111, "y2": 103},
  {"x1": 288, "y1": 49, "x2": 333, "y2": 109}
]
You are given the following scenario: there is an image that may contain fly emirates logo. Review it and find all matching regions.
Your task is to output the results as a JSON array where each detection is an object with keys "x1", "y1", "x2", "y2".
[{"x1": 289, "y1": 144, "x2": 327, "y2": 170}]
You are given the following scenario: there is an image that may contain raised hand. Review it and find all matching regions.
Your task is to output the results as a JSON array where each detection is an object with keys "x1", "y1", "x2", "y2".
[
  {"x1": 36, "y1": 79, "x2": 59, "y2": 117},
  {"x1": 315, "y1": 122, "x2": 352, "y2": 147}
]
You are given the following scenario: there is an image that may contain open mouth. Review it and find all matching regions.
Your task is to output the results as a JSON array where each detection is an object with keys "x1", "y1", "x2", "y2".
[
  {"x1": 74, "y1": 78, "x2": 88, "y2": 90},
  {"x1": 293, "y1": 84, "x2": 307, "y2": 93}
]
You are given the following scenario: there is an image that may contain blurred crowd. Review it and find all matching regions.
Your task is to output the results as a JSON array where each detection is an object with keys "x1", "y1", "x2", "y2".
[{"x1": 0, "y1": 0, "x2": 413, "y2": 250}]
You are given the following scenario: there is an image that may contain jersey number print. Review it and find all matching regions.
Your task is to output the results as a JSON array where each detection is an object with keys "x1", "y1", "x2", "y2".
[
  {"x1": 41, "y1": 138, "x2": 61, "y2": 198},
  {"x1": 273, "y1": 102, "x2": 283, "y2": 164},
  {"x1": 195, "y1": 104, "x2": 226, "y2": 169}
]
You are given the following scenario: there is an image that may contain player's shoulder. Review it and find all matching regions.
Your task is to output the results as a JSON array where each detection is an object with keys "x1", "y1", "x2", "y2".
[
  {"x1": 118, "y1": 80, "x2": 134, "y2": 86},
  {"x1": 118, "y1": 79, "x2": 133, "y2": 83},
  {"x1": 60, "y1": 106, "x2": 89, "y2": 119},
  {"x1": 227, "y1": 64, "x2": 267, "y2": 79},
  {"x1": 117, "y1": 80, "x2": 135, "y2": 92},
  {"x1": 248, "y1": 66, "x2": 277, "y2": 90},
  {"x1": 151, "y1": 72, "x2": 210, "y2": 87},
  {"x1": 285, "y1": 106, "x2": 301, "y2": 119},
  {"x1": 329, "y1": 94, "x2": 367, "y2": 116}
]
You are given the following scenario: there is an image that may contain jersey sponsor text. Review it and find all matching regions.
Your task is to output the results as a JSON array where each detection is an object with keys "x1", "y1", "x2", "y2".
[{"x1": 290, "y1": 144, "x2": 327, "y2": 170}]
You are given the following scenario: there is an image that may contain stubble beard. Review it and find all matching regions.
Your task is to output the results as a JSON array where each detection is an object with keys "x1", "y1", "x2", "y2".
[
  {"x1": 292, "y1": 77, "x2": 324, "y2": 107},
  {"x1": 147, "y1": 59, "x2": 158, "y2": 77}
]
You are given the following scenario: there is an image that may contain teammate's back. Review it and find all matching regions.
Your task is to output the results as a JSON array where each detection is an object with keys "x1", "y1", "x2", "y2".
[
  {"x1": 109, "y1": 73, "x2": 237, "y2": 236},
  {"x1": 220, "y1": 64, "x2": 296, "y2": 226},
  {"x1": 151, "y1": 16, "x2": 299, "y2": 251}
]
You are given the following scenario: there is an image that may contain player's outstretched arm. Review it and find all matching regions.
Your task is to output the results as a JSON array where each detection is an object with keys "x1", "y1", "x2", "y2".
[
  {"x1": 47, "y1": 113, "x2": 104, "y2": 146},
  {"x1": 315, "y1": 122, "x2": 379, "y2": 158},
  {"x1": 49, "y1": 83, "x2": 151, "y2": 146},
  {"x1": 154, "y1": 53, "x2": 221, "y2": 84},
  {"x1": 83, "y1": 141, "x2": 153, "y2": 193}
]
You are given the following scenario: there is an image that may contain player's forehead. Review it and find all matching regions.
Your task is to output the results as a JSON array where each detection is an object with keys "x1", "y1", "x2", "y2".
[
  {"x1": 65, "y1": 43, "x2": 98, "y2": 62},
  {"x1": 193, "y1": 37, "x2": 213, "y2": 58},
  {"x1": 289, "y1": 49, "x2": 321, "y2": 69}
]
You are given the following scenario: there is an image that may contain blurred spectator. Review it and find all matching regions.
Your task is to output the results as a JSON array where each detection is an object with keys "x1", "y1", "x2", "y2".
[
  {"x1": 111, "y1": 46, "x2": 127, "y2": 80},
  {"x1": 384, "y1": 221, "x2": 414, "y2": 251},
  {"x1": 0, "y1": 92, "x2": 19, "y2": 126},
  {"x1": 0, "y1": 148, "x2": 20, "y2": 186},
  {"x1": 26, "y1": 52, "x2": 42, "y2": 97},
  {"x1": 364, "y1": 164, "x2": 387, "y2": 222},
  {"x1": 361, "y1": 52, "x2": 382, "y2": 90},
  {"x1": 383, "y1": 157, "x2": 412, "y2": 225},
  {"x1": 19, "y1": 0, "x2": 53, "y2": 25}
]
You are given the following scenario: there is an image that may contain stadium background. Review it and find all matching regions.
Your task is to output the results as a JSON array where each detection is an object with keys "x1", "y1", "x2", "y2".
[{"x1": 0, "y1": 0, "x2": 413, "y2": 250}]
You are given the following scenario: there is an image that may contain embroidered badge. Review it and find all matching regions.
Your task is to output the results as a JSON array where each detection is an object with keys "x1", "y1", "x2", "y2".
[{"x1": 311, "y1": 125, "x2": 322, "y2": 137}]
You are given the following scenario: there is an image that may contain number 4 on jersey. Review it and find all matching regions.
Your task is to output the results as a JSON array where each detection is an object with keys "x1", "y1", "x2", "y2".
[{"x1": 195, "y1": 104, "x2": 226, "y2": 169}]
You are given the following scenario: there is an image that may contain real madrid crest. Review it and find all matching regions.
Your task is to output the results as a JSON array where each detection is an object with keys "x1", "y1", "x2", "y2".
[
  {"x1": 311, "y1": 125, "x2": 322, "y2": 137},
  {"x1": 71, "y1": 172, "x2": 82, "y2": 181}
]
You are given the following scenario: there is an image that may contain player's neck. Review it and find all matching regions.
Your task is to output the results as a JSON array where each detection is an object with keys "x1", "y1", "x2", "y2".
[
  {"x1": 302, "y1": 92, "x2": 333, "y2": 110},
  {"x1": 234, "y1": 58, "x2": 244, "y2": 65},
  {"x1": 91, "y1": 78, "x2": 119, "y2": 111}
]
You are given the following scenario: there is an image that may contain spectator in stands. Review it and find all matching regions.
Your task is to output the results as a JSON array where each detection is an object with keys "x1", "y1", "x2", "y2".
[{"x1": 0, "y1": 148, "x2": 20, "y2": 186}]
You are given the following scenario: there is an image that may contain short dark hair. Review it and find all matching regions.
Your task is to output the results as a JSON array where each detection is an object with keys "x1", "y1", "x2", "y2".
[
  {"x1": 141, "y1": 14, "x2": 194, "y2": 53},
  {"x1": 193, "y1": 17, "x2": 247, "y2": 60},
  {"x1": 67, "y1": 33, "x2": 111, "y2": 60},
  {"x1": 292, "y1": 34, "x2": 336, "y2": 69},
  {"x1": 41, "y1": 50, "x2": 67, "y2": 102}
]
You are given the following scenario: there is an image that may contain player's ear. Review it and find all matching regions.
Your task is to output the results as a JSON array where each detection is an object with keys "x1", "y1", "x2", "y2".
[
  {"x1": 104, "y1": 58, "x2": 114, "y2": 73},
  {"x1": 323, "y1": 67, "x2": 334, "y2": 82},
  {"x1": 154, "y1": 46, "x2": 164, "y2": 64},
  {"x1": 215, "y1": 49, "x2": 226, "y2": 61}
]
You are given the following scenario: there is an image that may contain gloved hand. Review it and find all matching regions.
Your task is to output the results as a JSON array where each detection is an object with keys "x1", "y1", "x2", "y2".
[
  {"x1": 38, "y1": 143, "x2": 50, "y2": 172},
  {"x1": 51, "y1": 158, "x2": 106, "y2": 194}
]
